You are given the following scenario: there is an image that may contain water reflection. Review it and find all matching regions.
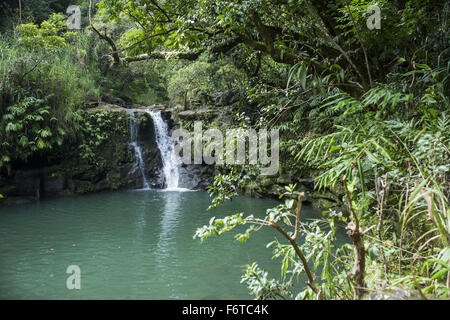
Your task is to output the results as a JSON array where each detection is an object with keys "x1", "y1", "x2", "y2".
[
  {"x1": 155, "y1": 191, "x2": 182, "y2": 255},
  {"x1": 153, "y1": 191, "x2": 184, "y2": 298},
  {"x1": 133, "y1": 192, "x2": 150, "y2": 245}
]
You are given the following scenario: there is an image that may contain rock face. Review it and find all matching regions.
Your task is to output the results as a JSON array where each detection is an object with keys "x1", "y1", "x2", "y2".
[
  {"x1": 175, "y1": 106, "x2": 233, "y2": 125},
  {"x1": 134, "y1": 112, "x2": 164, "y2": 189},
  {"x1": 234, "y1": 173, "x2": 343, "y2": 209},
  {"x1": 0, "y1": 101, "x2": 215, "y2": 206},
  {"x1": 41, "y1": 175, "x2": 65, "y2": 196},
  {"x1": 178, "y1": 164, "x2": 215, "y2": 190},
  {"x1": 147, "y1": 107, "x2": 214, "y2": 190}
]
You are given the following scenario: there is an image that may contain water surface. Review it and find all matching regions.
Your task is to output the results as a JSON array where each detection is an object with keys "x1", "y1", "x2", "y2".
[{"x1": 0, "y1": 190, "x2": 333, "y2": 299}]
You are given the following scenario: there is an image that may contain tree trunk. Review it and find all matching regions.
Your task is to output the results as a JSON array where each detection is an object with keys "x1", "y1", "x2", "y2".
[{"x1": 346, "y1": 221, "x2": 366, "y2": 299}]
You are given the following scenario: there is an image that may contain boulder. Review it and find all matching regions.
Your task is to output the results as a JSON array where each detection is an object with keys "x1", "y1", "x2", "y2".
[
  {"x1": 178, "y1": 164, "x2": 214, "y2": 190},
  {"x1": 106, "y1": 171, "x2": 121, "y2": 190},
  {"x1": 256, "y1": 175, "x2": 276, "y2": 187},
  {"x1": 276, "y1": 174, "x2": 293, "y2": 185},
  {"x1": 42, "y1": 174, "x2": 65, "y2": 196},
  {"x1": 13, "y1": 171, "x2": 40, "y2": 199},
  {"x1": 101, "y1": 94, "x2": 126, "y2": 106},
  {"x1": 73, "y1": 180, "x2": 94, "y2": 194},
  {"x1": 177, "y1": 108, "x2": 219, "y2": 122}
]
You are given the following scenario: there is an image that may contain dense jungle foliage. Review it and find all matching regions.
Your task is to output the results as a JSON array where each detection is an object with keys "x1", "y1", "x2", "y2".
[{"x1": 0, "y1": 0, "x2": 449, "y2": 299}]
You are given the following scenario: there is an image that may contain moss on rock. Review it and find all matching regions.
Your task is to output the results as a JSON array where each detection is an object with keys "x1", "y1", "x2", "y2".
[{"x1": 73, "y1": 180, "x2": 94, "y2": 194}]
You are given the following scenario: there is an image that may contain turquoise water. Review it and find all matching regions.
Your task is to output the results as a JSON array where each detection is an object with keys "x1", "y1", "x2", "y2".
[{"x1": 0, "y1": 190, "x2": 330, "y2": 299}]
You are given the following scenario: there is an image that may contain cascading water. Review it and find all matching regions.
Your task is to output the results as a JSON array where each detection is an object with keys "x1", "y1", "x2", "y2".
[
  {"x1": 127, "y1": 110, "x2": 150, "y2": 189},
  {"x1": 145, "y1": 109, "x2": 181, "y2": 190}
]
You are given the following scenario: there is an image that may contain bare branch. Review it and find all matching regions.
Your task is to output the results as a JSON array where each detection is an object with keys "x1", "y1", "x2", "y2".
[
  {"x1": 292, "y1": 192, "x2": 305, "y2": 241},
  {"x1": 149, "y1": 0, "x2": 172, "y2": 23},
  {"x1": 89, "y1": 0, "x2": 120, "y2": 66},
  {"x1": 342, "y1": 175, "x2": 366, "y2": 299},
  {"x1": 268, "y1": 220, "x2": 320, "y2": 297},
  {"x1": 343, "y1": 0, "x2": 373, "y2": 88}
]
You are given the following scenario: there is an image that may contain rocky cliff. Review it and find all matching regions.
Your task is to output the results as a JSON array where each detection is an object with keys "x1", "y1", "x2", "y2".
[{"x1": 0, "y1": 101, "x2": 214, "y2": 205}]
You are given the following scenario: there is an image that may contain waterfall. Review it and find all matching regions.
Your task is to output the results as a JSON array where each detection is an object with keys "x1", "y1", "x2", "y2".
[
  {"x1": 127, "y1": 110, "x2": 150, "y2": 189},
  {"x1": 145, "y1": 109, "x2": 181, "y2": 190}
]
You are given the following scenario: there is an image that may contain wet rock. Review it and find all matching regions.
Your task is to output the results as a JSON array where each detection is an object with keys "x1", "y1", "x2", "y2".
[
  {"x1": 106, "y1": 171, "x2": 121, "y2": 190},
  {"x1": 101, "y1": 94, "x2": 126, "y2": 106},
  {"x1": 0, "y1": 183, "x2": 17, "y2": 198},
  {"x1": 256, "y1": 175, "x2": 277, "y2": 187},
  {"x1": 242, "y1": 181, "x2": 263, "y2": 198},
  {"x1": 42, "y1": 175, "x2": 65, "y2": 196},
  {"x1": 268, "y1": 184, "x2": 284, "y2": 197},
  {"x1": 0, "y1": 196, "x2": 38, "y2": 206},
  {"x1": 13, "y1": 171, "x2": 40, "y2": 199},
  {"x1": 177, "y1": 108, "x2": 219, "y2": 122},
  {"x1": 73, "y1": 180, "x2": 94, "y2": 194},
  {"x1": 276, "y1": 174, "x2": 293, "y2": 185},
  {"x1": 94, "y1": 178, "x2": 109, "y2": 192},
  {"x1": 178, "y1": 164, "x2": 214, "y2": 190},
  {"x1": 304, "y1": 190, "x2": 340, "y2": 209}
]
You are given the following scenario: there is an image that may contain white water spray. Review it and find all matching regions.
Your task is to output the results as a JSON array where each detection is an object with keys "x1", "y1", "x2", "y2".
[
  {"x1": 146, "y1": 109, "x2": 182, "y2": 190},
  {"x1": 127, "y1": 110, "x2": 150, "y2": 189}
]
